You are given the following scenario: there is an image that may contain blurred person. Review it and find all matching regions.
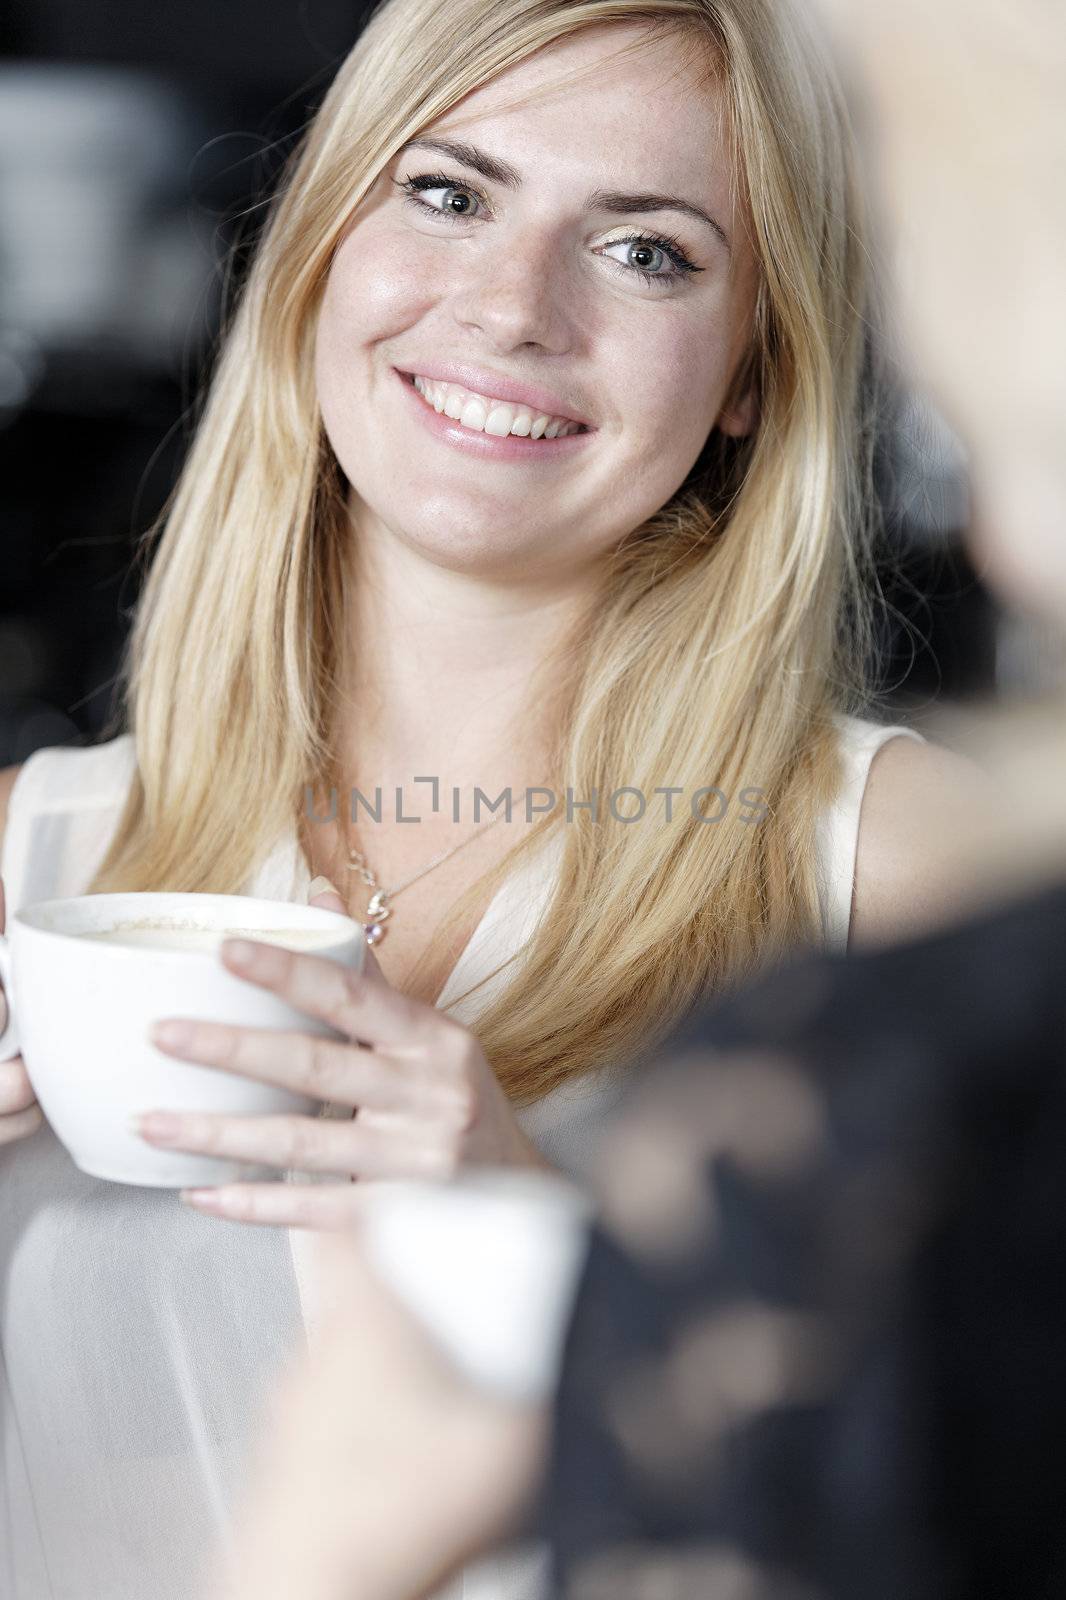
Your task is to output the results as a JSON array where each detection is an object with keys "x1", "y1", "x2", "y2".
[
  {"x1": 198, "y1": 0, "x2": 1066, "y2": 1597},
  {"x1": 545, "y1": 886, "x2": 1066, "y2": 1600},
  {"x1": 0, "y1": 0, "x2": 992, "y2": 1595}
]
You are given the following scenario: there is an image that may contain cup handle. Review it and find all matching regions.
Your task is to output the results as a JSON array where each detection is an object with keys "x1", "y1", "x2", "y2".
[{"x1": 0, "y1": 933, "x2": 20, "y2": 1062}]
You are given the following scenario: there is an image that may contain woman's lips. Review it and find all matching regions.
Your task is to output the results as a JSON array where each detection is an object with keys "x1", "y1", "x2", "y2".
[{"x1": 393, "y1": 368, "x2": 596, "y2": 463}]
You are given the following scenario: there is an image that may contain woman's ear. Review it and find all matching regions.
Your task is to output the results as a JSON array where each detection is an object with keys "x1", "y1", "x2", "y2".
[
  {"x1": 716, "y1": 346, "x2": 760, "y2": 439},
  {"x1": 717, "y1": 387, "x2": 759, "y2": 439}
]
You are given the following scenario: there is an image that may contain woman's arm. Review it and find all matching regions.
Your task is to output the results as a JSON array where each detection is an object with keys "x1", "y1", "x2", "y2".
[
  {"x1": 849, "y1": 736, "x2": 1001, "y2": 950},
  {"x1": 1, "y1": 762, "x2": 44, "y2": 1146},
  {"x1": 203, "y1": 1223, "x2": 548, "y2": 1600}
]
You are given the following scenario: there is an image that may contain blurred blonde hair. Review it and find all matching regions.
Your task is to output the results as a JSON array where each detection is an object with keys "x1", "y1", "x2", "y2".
[
  {"x1": 808, "y1": 0, "x2": 1066, "y2": 919},
  {"x1": 90, "y1": 0, "x2": 884, "y2": 1103}
]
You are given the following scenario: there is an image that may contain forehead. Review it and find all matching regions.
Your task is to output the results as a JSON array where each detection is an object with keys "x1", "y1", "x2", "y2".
[{"x1": 420, "y1": 23, "x2": 737, "y2": 209}]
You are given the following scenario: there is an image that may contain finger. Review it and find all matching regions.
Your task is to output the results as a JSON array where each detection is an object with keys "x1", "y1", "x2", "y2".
[
  {"x1": 219, "y1": 937, "x2": 430, "y2": 1049},
  {"x1": 307, "y1": 882, "x2": 349, "y2": 917},
  {"x1": 135, "y1": 1106, "x2": 452, "y2": 1180},
  {"x1": 148, "y1": 1017, "x2": 422, "y2": 1112},
  {"x1": 179, "y1": 1180, "x2": 367, "y2": 1230},
  {"x1": 0, "y1": 1056, "x2": 37, "y2": 1115},
  {"x1": 307, "y1": 885, "x2": 389, "y2": 989},
  {"x1": 0, "y1": 1100, "x2": 43, "y2": 1145},
  {"x1": 306, "y1": 888, "x2": 386, "y2": 989}
]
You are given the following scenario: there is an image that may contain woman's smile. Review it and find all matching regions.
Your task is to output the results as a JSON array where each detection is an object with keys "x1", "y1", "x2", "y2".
[{"x1": 393, "y1": 366, "x2": 597, "y2": 463}]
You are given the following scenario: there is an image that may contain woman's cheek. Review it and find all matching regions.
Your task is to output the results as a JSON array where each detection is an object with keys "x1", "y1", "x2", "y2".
[
  {"x1": 331, "y1": 224, "x2": 441, "y2": 339},
  {"x1": 629, "y1": 339, "x2": 730, "y2": 479},
  {"x1": 313, "y1": 315, "x2": 356, "y2": 461}
]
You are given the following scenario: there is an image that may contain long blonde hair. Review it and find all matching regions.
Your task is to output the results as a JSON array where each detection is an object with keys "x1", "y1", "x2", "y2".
[{"x1": 90, "y1": 0, "x2": 884, "y2": 1104}]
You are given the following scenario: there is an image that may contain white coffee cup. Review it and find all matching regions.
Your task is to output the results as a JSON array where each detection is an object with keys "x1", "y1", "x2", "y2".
[{"x1": 0, "y1": 890, "x2": 365, "y2": 1188}]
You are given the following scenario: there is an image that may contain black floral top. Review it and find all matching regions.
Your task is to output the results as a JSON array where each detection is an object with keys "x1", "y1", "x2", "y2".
[{"x1": 543, "y1": 876, "x2": 1066, "y2": 1600}]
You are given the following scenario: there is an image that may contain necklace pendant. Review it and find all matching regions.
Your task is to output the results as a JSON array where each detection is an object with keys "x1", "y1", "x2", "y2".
[
  {"x1": 366, "y1": 891, "x2": 391, "y2": 919},
  {"x1": 363, "y1": 921, "x2": 386, "y2": 946}
]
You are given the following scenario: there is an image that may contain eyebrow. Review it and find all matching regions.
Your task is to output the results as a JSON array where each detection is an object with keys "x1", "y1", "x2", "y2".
[{"x1": 398, "y1": 135, "x2": 732, "y2": 255}]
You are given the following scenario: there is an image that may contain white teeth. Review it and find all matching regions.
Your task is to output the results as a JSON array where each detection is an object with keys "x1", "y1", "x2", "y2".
[
  {"x1": 484, "y1": 404, "x2": 514, "y2": 438},
  {"x1": 459, "y1": 396, "x2": 487, "y2": 431},
  {"x1": 411, "y1": 374, "x2": 583, "y2": 439}
]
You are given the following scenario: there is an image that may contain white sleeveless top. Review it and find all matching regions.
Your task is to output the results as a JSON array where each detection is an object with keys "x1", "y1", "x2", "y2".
[{"x1": 0, "y1": 713, "x2": 922, "y2": 1600}]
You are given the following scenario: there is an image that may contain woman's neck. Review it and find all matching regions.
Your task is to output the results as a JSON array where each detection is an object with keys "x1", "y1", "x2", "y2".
[{"x1": 333, "y1": 509, "x2": 598, "y2": 803}]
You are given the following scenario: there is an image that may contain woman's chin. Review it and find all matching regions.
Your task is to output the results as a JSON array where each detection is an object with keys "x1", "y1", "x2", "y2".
[
  {"x1": 395, "y1": 523, "x2": 535, "y2": 576},
  {"x1": 346, "y1": 487, "x2": 546, "y2": 573}
]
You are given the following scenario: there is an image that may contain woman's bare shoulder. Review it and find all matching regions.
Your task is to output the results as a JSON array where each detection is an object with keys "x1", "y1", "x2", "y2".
[
  {"x1": 0, "y1": 763, "x2": 24, "y2": 857},
  {"x1": 848, "y1": 735, "x2": 1001, "y2": 950}
]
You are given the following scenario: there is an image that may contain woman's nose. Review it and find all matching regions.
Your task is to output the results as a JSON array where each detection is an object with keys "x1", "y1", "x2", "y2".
[{"x1": 448, "y1": 225, "x2": 575, "y2": 352}]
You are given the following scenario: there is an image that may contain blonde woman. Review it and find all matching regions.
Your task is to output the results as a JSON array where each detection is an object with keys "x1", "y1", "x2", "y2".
[{"x1": 0, "y1": 0, "x2": 984, "y2": 1594}]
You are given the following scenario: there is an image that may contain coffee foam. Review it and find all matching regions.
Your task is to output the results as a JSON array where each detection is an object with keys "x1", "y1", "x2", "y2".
[{"x1": 78, "y1": 919, "x2": 348, "y2": 952}]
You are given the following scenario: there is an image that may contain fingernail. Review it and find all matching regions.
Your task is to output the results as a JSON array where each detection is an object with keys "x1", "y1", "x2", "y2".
[
  {"x1": 180, "y1": 1188, "x2": 221, "y2": 1208},
  {"x1": 133, "y1": 1111, "x2": 180, "y2": 1142},
  {"x1": 151, "y1": 1019, "x2": 193, "y2": 1048},
  {"x1": 308, "y1": 876, "x2": 339, "y2": 900},
  {"x1": 223, "y1": 939, "x2": 257, "y2": 966}
]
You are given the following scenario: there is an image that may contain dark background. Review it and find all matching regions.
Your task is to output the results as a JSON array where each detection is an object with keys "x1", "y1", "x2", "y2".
[{"x1": 0, "y1": 2, "x2": 1012, "y2": 767}]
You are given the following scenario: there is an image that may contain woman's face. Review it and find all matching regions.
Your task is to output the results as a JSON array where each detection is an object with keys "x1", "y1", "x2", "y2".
[{"x1": 314, "y1": 22, "x2": 759, "y2": 583}]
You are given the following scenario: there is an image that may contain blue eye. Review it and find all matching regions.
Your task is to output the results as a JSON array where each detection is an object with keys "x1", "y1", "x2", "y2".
[
  {"x1": 393, "y1": 171, "x2": 704, "y2": 289},
  {"x1": 600, "y1": 235, "x2": 701, "y2": 288},
  {"x1": 395, "y1": 172, "x2": 486, "y2": 220}
]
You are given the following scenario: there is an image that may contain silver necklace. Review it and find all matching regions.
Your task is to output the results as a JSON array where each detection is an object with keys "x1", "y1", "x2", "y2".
[{"x1": 345, "y1": 812, "x2": 505, "y2": 946}]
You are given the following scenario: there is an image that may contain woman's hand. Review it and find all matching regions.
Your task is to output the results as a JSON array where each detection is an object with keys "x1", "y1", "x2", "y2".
[
  {"x1": 135, "y1": 885, "x2": 553, "y2": 1226},
  {"x1": 0, "y1": 875, "x2": 44, "y2": 1147},
  {"x1": 204, "y1": 1221, "x2": 548, "y2": 1600}
]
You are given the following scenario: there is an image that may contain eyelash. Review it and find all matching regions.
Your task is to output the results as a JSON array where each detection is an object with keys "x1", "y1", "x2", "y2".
[{"x1": 392, "y1": 170, "x2": 703, "y2": 289}]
